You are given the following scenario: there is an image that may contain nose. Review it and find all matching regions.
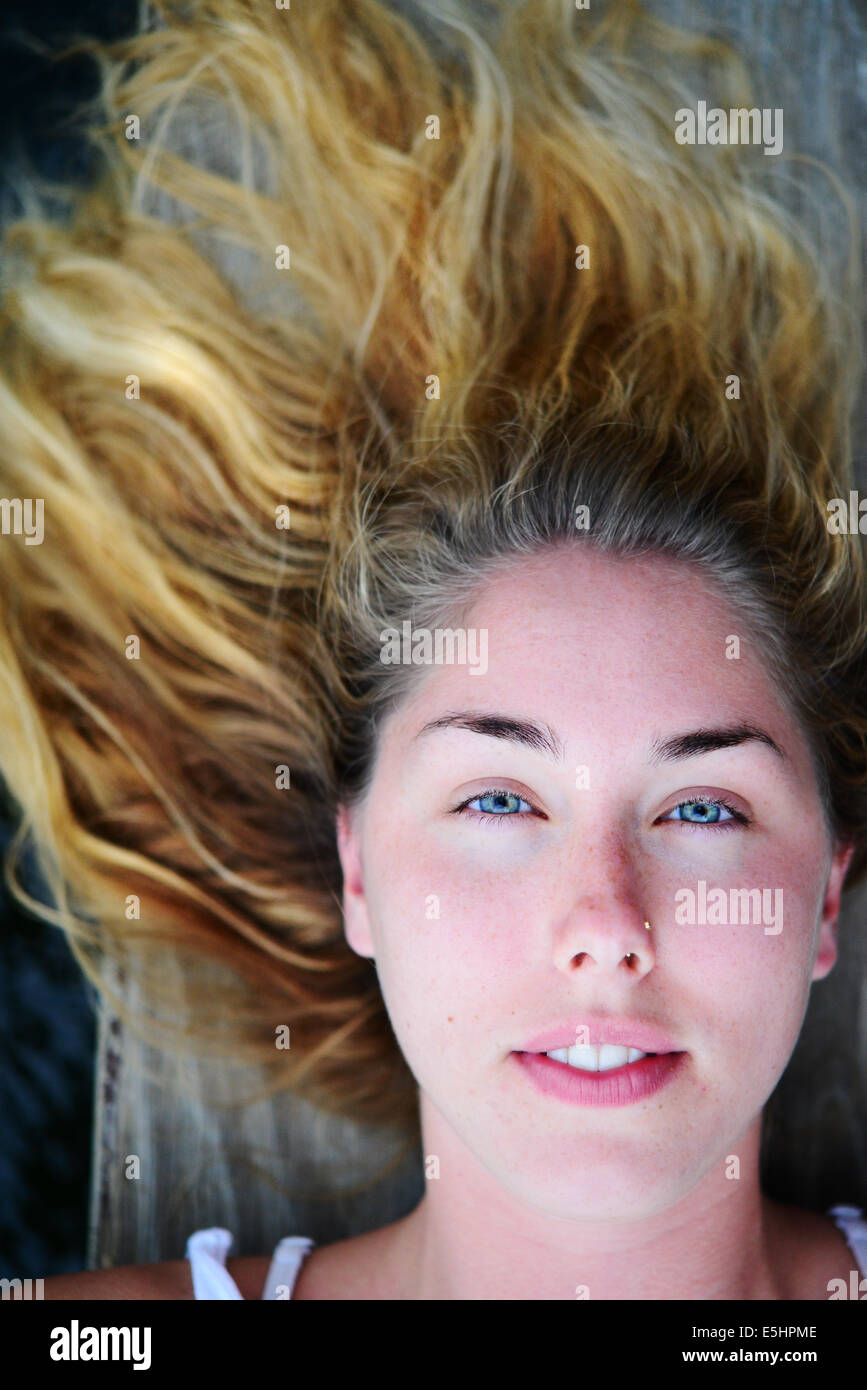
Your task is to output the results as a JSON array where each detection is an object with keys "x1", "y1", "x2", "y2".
[
  {"x1": 552, "y1": 907, "x2": 655, "y2": 977},
  {"x1": 551, "y1": 836, "x2": 655, "y2": 979}
]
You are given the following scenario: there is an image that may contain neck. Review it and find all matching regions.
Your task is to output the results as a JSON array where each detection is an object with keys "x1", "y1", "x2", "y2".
[{"x1": 391, "y1": 1095, "x2": 783, "y2": 1300}]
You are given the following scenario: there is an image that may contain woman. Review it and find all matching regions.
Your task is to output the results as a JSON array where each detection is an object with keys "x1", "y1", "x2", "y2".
[{"x1": 2, "y1": 0, "x2": 865, "y2": 1298}]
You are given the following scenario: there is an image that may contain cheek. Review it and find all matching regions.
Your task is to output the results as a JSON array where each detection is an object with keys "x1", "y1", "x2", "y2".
[
  {"x1": 363, "y1": 822, "x2": 545, "y2": 1057},
  {"x1": 660, "y1": 849, "x2": 819, "y2": 953},
  {"x1": 678, "y1": 927, "x2": 808, "y2": 1062},
  {"x1": 655, "y1": 841, "x2": 823, "y2": 1072},
  {"x1": 375, "y1": 825, "x2": 547, "y2": 953}
]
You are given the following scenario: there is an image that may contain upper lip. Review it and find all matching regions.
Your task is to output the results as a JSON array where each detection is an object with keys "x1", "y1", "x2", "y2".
[{"x1": 516, "y1": 1018, "x2": 683, "y2": 1055}]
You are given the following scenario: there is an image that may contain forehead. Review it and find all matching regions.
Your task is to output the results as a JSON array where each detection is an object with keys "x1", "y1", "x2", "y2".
[
  {"x1": 468, "y1": 543, "x2": 728, "y2": 648},
  {"x1": 382, "y1": 543, "x2": 799, "y2": 761}
]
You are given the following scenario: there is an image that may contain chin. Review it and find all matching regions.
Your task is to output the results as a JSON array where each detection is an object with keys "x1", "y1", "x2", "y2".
[{"x1": 490, "y1": 1136, "x2": 704, "y2": 1222}]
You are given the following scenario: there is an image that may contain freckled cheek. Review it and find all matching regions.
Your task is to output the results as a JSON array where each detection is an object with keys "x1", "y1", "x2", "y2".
[
  {"x1": 675, "y1": 922, "x2": 813, "y2": 1078},
  {"x1": 363, "y1": 834, "x2": 537, "y2": 1040},
  {"x1": 371, "y1": 843, "x2": 537, "y2": 956},
  {"x1": 368, "y1": 812, "x2": 535, "y2": 926}
]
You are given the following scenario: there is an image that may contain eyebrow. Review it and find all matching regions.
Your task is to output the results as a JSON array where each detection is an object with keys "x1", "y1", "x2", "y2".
[
  {"x1": 648, "y1": 722, "x2": 788, "y2": 764},
  {"x1": 413, "y1": 712, "x2": 566, "y2": 761},
  {"x1": 412, "y1": 712, "x2": 787, "y2": 766}
]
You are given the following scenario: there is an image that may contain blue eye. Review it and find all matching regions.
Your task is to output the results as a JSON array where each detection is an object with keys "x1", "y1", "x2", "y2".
[
  {"x1": 453, "y1": 790, "x2": 747, "y2": 829},
  {"x1": 662, "y1": 798, "x2": 746, "y2": 827},
  {"x1": 457, "y1": 788, "x2": 537, "y2": 820}
]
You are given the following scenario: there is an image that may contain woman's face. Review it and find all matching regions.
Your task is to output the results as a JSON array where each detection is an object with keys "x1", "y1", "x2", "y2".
[{"x1": 336, "y1": 544, "x2": 852, "y2": 1219}]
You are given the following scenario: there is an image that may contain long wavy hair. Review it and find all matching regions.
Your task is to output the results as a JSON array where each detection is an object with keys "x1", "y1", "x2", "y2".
[{"x1": 1, "y1": 0, "x2": 865, "y2": 1206}]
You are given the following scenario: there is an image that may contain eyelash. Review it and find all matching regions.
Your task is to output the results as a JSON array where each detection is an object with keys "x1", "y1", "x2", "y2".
[{"x1": 452, "y1": 789, "x2": 750, "y2": 829}]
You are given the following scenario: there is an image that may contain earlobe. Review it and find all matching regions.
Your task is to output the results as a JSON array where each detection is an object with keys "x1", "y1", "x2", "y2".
[
  {"x1": 812, "y1": 919, "x2": 838, "y2": 981},
  {"x1": 335, "y1": 802, "x2": 376, "y2": 960},
  {"x1": 812, "y1": 841, "x2": 855, "y2": 981}
]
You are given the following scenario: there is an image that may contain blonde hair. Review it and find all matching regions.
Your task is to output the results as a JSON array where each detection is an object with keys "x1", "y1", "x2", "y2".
[{"x1": 0, "y1": 0, "x2": 864, "y2": 1191}]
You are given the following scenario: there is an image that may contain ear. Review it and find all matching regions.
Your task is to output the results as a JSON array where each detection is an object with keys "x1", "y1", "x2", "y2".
[
  {"x1": 812, "y1": 840, "x2": 855, "y2": 981},
  {"x1": 335, "y1": 802, "x2": 376, "y2": 959}
]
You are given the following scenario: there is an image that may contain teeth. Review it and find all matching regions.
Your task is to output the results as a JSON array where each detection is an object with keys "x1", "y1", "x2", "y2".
[{"x1": 545, "y1": 1045, "x2": 648, "y2": 1071}]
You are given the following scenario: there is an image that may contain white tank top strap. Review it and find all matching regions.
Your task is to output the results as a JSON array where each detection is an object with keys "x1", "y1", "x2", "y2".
[
  {"x1": 828, "y1": 1205, "x2": 867, "y2": 1278},
  {"x1": 185, "y1": 1227, "x2": 316, "y2": 1299},
  {"x1": 262, "y1": 1236, "x2": 316, "y2": 1300},
  {"x1": 185, "y1": 1228, "x2": 244, "y2": 1300}
]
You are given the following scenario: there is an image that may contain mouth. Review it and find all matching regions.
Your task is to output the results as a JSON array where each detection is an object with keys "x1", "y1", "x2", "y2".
[
  {"x1": 511, "y1": 1047, "x2": 688, "y2": 1107},
  {"x1": 540, "y1": 1043, "x2": 663, "y2": 1072}
]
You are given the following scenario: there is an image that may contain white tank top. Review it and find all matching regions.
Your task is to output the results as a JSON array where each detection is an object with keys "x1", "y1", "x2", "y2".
[
  {"x1": 185, "y1": 1227, "x2": 314, "y2": 1300},
  {"x1": 186, "y1": 1205, "x2": 867, "y2": 1299}
]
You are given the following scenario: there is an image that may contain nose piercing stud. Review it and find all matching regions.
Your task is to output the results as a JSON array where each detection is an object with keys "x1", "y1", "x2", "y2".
[{"x1": 626, "y1": 921, "x2": 652, "y2": 963}]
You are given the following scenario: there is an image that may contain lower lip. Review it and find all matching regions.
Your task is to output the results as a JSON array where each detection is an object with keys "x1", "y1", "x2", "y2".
[{"x1": 512, "y1": 1050, "x2": 687, "y2": 1107}]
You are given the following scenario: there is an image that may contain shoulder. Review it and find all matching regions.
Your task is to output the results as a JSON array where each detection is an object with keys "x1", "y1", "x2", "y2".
[
  {"x1": 765, "y1": 1198, "x2": 862, "y2": 1300},
  {"x1": 292, "y1": 1220, "x2": 408, "y2": 1301},
  {"x1": 41, "y1": 1219, "x2": 405, "y2": 1302},
  {"x1": 42, "y1": 1255, "x2": 271, "y2": 1301}
]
